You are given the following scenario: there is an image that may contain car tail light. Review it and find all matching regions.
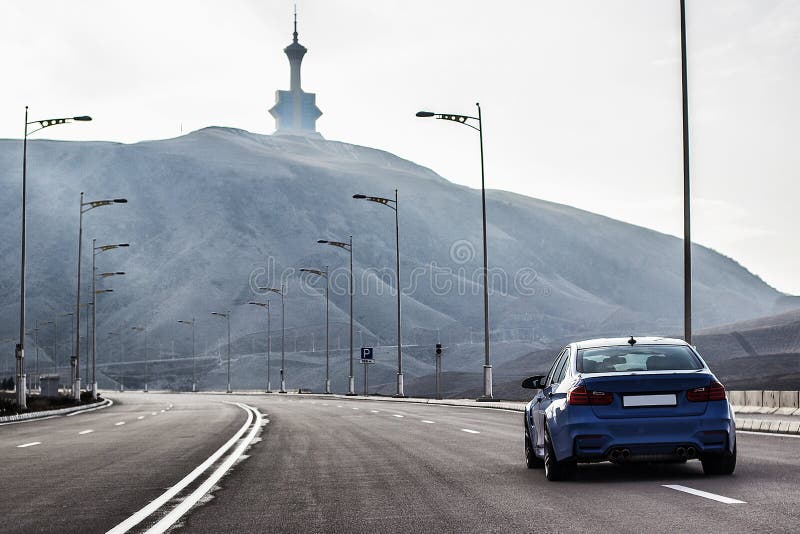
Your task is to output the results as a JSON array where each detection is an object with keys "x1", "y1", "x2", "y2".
[
  {"x1": 568, "y1": 385, "x2": 613, "y2": 405},
  {"x1": 687, "y1": 381, "x2": 726, "y2": 402}
]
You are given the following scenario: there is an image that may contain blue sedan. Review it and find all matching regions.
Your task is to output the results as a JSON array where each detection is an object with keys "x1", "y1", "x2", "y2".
[{"x1": 522, "y1": 337, "x2": 736, "y2": 481}]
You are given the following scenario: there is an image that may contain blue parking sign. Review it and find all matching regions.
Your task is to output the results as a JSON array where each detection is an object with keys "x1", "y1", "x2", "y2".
[{"x1": 360, "y1": 347, "x2": 373, "y2": 360}]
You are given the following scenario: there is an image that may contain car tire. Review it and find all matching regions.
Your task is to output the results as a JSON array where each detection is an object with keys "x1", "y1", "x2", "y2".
[
  {"x1": 525, "y1": 427, "x2": 544, "y2": 469},
  {"x1": 543, "y1": 424, "x2": 576, "y2": 481},
  {"x1": 701, "y1": 440, "x2": 737, "y2": 475}
]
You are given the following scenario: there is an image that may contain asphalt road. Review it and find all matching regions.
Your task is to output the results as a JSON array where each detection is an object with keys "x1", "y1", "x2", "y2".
[{"x1": 2, "y1": 393, "x2": 799, "y2": 533}]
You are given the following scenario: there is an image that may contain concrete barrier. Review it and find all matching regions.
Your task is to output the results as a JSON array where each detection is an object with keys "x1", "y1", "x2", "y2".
[
  {"x1": 0, "y1": 398, "x2": 112, "y2": 424},
  {"x1": 728, "y1": 390, "x2": 746, "y2": 407},
  {"x1": 777, "y1": 391, "x2": 800, "y2": 416}
]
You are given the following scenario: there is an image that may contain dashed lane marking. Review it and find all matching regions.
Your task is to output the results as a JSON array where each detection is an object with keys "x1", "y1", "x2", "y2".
[
  {"x1": 137, "y1": 416, "x2": 145, "y2": 420},
  {"x1": 78, "y1": 429, "x2": 94, "y2": 435},
  {"x1": 662, "y1": 485, "x2": 745, "y2": 504},
  {"x1": 17, "y1": 442, "x2": 41, "y2": 448},
  {"x1": 115, "y1": 422, "x2": 126, "y2": 426},
  {"x1": 421, "y1": 420, "x2": 435, "y2": 424},
  {"x1": 392, "y1": 414, "x2": 404, "y2": 418},
  {"x1": 461, "y1": 428, "x2": 480, "y2": 434},
  {"x1": 370, "y1": 410, "x2": 380, "y2": 413},
  {"x1": 151, "y1": 412, "x2": 158, "y2": 416}
]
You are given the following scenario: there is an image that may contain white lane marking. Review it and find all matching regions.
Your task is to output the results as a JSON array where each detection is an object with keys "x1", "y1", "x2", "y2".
[
  {"x1": 322, "y1": 403, "x2": 329, "y2": 406},
  {"x1": 160, "y1": 409, "x2": 165, "y2": 413},
  {"x1": 337, "y1": 405, "x2": 343, "y2": 408},
  {"x1": 66, "y1": 398, "x2": 114, "y2": 417},
  {"x1": 461, "y1": 428, "x2": 480, "y2": 434},
  {"x1": 352, "y1": 407, "x2": 359, "y2": 410},
  {"x1": 738, "y1": 430, "x2": 800, "y2": 439},
  {"x1": 0, "y1": 415, "x2": 59, "y2": 426},
  {"x1": 17, "y1": 441, "x2": 41, "y2": 448},
  {"x1": 142, "y1": 404, "x2": 262, "y2": 534},
  {"x1": 392, "y1": 414, "x2": 404, "y2": 418},
  {"x1": 137, "y1": 416, "x2": 145, "y2": 420},
  {"x1": 370, "y1": 410, "x2": 380, "y2": 413},
  {"x1": 662, "y1": 485, "x2": 746, "y2": 504},
  {"x1": 151, "y1": 412, "x2": 158, "y2": 416},
  {"x1": 421, "y1": 420, "x2": 435, "y2": 424},
  {"x1": 115, "y1": 421, "x2": 126, "y2": 426},
  {"x1": 107, "y1": 403, "x2": 257, "y2": 534},
  {"x1": 78, "y1": 429, "x2": 94, "y2": 435}
]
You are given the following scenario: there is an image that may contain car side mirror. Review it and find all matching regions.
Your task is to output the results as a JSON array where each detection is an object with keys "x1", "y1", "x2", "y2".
[{"x1": 521, "y1": 375, "x2": 545, "y2": 389}]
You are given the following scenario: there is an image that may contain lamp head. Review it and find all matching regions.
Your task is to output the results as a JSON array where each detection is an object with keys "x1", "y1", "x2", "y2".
[
  {"x1": 416, "y1": 111, "x2": 435, "y2": 118},
  {"x1": 73, "y1": 116, "x2": 92, "y2": 121}
]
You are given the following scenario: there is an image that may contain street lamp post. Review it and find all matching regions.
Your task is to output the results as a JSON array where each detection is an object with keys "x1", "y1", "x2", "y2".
[
  {"x1": 299, "y1": 266, "x2": 330, "y2": 394},
  {"x1": 317, "y1": 238, "x2": 355, "y2": 395},
  {"x1": 680, "y1": 0, "x2": 693, "y2": 344},
  {"x1": 211, "y1": 311, "x2": 232, "y2": 393},
  {"x1": 131, "y1": 326, "x2": 148, "y2": 391},
  {"x1": 248, "y1": 301, "x2": 272, "y2": 393},
  {"x1": 353, "y1": 191, "x2": 404, "y2": 397},
  {"x1": 17, "y1": 109, "x2": 91, "y2": 409},
  {"x1": 177, "y1": 319, "x2": 196, "y2": 392},
  {"x1": 258, "y1": 286, "x2": 286, "y2": 393},
  {"x1": 75, "y1": 194, "x2": 127, "y2": 400},
  {"x1": 92, "y1": 240, "x2": 128, "y2": 399},
  {"x1": 416, "y1": 104, "x2": 493, "y2": 399}
]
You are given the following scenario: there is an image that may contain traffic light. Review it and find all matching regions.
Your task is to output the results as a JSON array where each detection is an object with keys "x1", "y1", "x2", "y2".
[{"x1": 435, "y1": 343, "x2": 442, "y2": 355}]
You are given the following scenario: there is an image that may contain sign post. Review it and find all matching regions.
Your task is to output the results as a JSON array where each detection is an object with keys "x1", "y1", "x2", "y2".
[
  {"x1": 435, "y1": 343, "x2": 443, "y2": 400},
  {"x1": 360, "y1": 347, "x2": 374, "y2": 395}
]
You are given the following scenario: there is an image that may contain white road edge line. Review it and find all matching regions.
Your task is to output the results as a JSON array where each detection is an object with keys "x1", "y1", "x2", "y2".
[
  {"x1": 78, "y1": 429, "x2": 94, "y2": 435},
  {"x1": 17, "y1": 441, "x2": 41, "y2": 448},
  {"x1": 106, "y1": 403, "x2": 258, "y2": 534},
  {"x1": 662, "y1": 485, "x2": 746, "y2": 504},
  {"x1": 461, "y1": 428, "x2": 480, "y2": 434},
  {"x1": 66, "y1": 398, "x2": 115, "y2": 417},
  {"x1": 143, "y1": 404, "x2": 262, "y2": 534},
  {"x1": 738, "y1": 430, "x2": 800, "y2": 439}
]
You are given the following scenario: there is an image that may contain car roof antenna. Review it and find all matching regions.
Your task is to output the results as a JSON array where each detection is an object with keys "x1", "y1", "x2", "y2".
[{"x1": 628, "y1": 336, "x2": 637, "y2": 346}]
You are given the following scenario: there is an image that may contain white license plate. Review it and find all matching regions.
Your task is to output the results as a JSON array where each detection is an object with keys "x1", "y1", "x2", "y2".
[{"x1": 623, "y1": 394, "x2": 677, "y2": 407}]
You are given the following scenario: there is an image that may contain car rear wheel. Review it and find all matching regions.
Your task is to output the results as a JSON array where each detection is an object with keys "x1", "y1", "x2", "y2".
[
  {"x1": 701, "y1": 441, "x2": 736, "y2": 475},
  {"x1": 543, "y1": 424, "x2": 576, "y2": 481},
  {"x1": 525, "y1": 428, "x2": 543, "y2": 469}
]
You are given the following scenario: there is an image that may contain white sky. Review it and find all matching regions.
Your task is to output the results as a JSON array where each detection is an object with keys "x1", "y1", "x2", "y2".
[{"x1": 2, "y1": 0, "x2": 798, "y2": 295}]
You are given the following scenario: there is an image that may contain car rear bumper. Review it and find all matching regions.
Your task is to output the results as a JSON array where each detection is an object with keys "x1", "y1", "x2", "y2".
[{"x1": 553, "y1": 412, "x2": 735, "y2": 461}]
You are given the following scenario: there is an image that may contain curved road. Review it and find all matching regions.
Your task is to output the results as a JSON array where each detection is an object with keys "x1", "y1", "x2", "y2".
[{"x1": 1, "y1": 393, "x2": 798, "y2": 533}]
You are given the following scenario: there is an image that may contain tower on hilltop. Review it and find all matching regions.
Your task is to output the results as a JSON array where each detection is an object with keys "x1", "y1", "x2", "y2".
[{"x1": 269, "y1": 9, "x2": 323, "y2": 137}]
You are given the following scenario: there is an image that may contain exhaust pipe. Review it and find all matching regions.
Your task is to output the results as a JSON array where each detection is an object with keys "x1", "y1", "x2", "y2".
[
  {"x1": 675, "y1": 446, "x2": 686, "y2": 458},
  {"x1": 686, "y1": 446, "x2": 696, "y2": 459}
]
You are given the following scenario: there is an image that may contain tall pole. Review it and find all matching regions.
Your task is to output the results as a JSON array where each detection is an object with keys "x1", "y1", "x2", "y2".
[
  {"x1": 349, "y1": 236, "x2": 354, "y2": 395},
  {"x1": 680, "y1": 0, "x2": 692, "y2": 344},
  {"x1": 281, "y1": 287, "x2": 286, "y2": 393},
  {"x1": 17, "y1": 107, "x2": 29, "y2": 409},
  {"x1": 226, "y1": 312, "x2": 231, "y2": 393},
  {"x1": 34, "y1": 320, "x2": 39, "y2": 391},
  {"x1": 74, "y1": 192, "x2": 84, "y2": 400},
  {"x1": 91, "y1": 239, "x2": 98, "y2": 398},
  {"x1": 85, "y1": 307, "x2": 90, "y2": 388},
  {"x1": 394, "y1": 190, "x2": 404, "y2": 397},
  {"x1": 267, "y1": 303, "x2": 272, "y2": 392},
  {"x1": 477, "y1": 103, "x2": 492, "y2": 398},
  {"x1": 325, "y1": 265, "x2": 330, "y2": 394},
  {"x1": 53, "y1": 315, "x2": 58, "y2": 376},
  {"x1": 192, "y1": 318, "x2": 196, "y2": 392},
  {"x1": 144, "y1": 327, "x2": 148, "y2": 392}
]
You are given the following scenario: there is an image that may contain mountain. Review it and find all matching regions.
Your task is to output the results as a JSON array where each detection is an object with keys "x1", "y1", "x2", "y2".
[{"x1": 0, "y1": 126, "x2": 790, "y2": 391}]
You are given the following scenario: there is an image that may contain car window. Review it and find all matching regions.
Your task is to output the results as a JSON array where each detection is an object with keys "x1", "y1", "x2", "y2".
[
  {"x1": 577, "y1": 345, "x2": 703, "y2": 373},
  {"x1": 554, "y1": 349, "x2": 571, "y2": 383},
  {"x1": 546, "y1": 348, "x2": 569, "y2": 386}
]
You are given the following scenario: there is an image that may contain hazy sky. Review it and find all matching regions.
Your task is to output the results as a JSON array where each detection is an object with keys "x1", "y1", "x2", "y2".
[{"x1": 2, "y1": 0, "x2": 798, "y2": 295}]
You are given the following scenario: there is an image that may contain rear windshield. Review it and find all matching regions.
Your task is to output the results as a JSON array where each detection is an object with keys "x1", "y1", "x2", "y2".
[{"x1": 577, "y1": 345, "x2": 703, "y2": 373}]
